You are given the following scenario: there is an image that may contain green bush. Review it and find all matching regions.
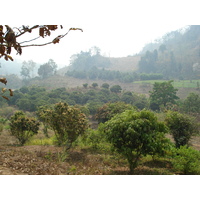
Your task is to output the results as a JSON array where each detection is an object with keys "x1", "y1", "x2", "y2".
[
  {"x1": 39, "y1": 103, "x2": 88, "y2": 150},
  {"x1": 81, "y1": 128, "x2": 109, "y2": 151},
  {"x1": 165, "y1": 111, "x2": 198, "y2": 148},
  {"x1": 172, "y1": 146, "x2": 200, "y2": 175},
  {"x1": 9, "y1": 111, "x2": 40, "y2": 145}
]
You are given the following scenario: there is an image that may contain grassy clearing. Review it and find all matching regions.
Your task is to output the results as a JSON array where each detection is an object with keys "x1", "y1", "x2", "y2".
[
  {"x1": 134, "y1": 79, "x2": 200, "y2": 88},
  {"x1": 26, "y1": 137, "x2": 54, "y2": 146}
]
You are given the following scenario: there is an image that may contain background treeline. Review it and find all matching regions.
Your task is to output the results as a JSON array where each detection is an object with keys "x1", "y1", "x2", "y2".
[
  {"x1": 65, "y1": 46, "x2": 163, "y2": 82},
  {"x1": 2, "y1": 85, "x2": 148, "y2": 114},
  {"x1": 65, "y1": 26, "x2": 200, "y2": 81},
  {"x1": 66, "y1": 67, "x2": 163, "y2": 82},
  {"x1": 1, "y1": 82, "x2": 200, "y2": 117}
]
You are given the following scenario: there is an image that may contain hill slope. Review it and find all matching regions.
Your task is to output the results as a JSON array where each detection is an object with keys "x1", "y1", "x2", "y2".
[
  {"x1": 139, "y1": 25, "x2": 200, "y2": 79},
  {"x1": 57, "y1": 55, "x2": 140, "y2": 75}
]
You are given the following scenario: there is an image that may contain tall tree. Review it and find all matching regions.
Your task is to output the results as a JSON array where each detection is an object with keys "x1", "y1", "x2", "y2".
[
  {"x1": 21, "y1": 61, "x2": 30, "y2": 79},
  {"x1": 150, "y1": 80, "x2": 179, "y2": 110},
  {"x1": 20, "y1": 60, "x2": 36, "y2": 79},
  {"x1": 38, "y1": 59, "x2": 57, "y2": 79}
]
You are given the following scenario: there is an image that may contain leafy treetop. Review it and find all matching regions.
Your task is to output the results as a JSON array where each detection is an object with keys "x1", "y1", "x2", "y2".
[{"x1": 150, "y1": 80, "x2": 179, "y2": 110}]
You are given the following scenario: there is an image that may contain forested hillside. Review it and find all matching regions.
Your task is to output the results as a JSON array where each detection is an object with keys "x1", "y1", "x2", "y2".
[
  {"x1": 57, "y1": 26, "x2": 200, "y2": 82},
  {"x1": 138, "y1": 25, "x2": 200, "y2": 79},
  {"x1": 57, "y1": 47, "x2": 140, "y2": 79}
]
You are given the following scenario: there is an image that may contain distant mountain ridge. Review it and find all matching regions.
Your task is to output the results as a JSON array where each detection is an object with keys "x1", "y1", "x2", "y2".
[{"x1": 138, "y1": 25, "x2": 200, "y2": 79}]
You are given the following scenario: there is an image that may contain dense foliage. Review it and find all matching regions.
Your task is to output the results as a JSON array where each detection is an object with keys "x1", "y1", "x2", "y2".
[
  {"x1": 6, "y1": 85, "x2": 149, "y2": 115},
  {"x1": 101, "y1": 109, "x2": 170, "y2": 174},
  {"x1": 37, "y1": 102, "x2": 88, "y2": 150},
  {"x1": 183, "y1": 93, "x2": 200, "y2": 114},
  {"x1": 95, "y1": 102, "x2": 134, "y2": 123},
  {"x1": 150, "y1": 80, "x2": 179, "y2": 110},
  {"x1": 172, "y1": 146, "x2": 200, "y2": 175},
  {"x1": 9, "y1": 111, "x2": 40, "y2": 145},
  {"x1": 165, "y1": 111, "x2": 199, "y2": 148}
]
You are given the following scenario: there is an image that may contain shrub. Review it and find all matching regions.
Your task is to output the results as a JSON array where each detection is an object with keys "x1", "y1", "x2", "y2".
[
  {"x1": 81, "y1": 129, "x2": 109, "y2": 151},
  {"x1": 110, "y1": 85, "x2": 122, "y2": 93},
  {"x1": 9, "y1": 111, "x2": 40, "y2": 145},
  {"x1": 83, "y1": 83, "x2": 88, "y2": 88},
  {"x1": 165, "y1": 111, "x2": 199, "y2": 148},
  {"x1": 92, "y1": 83, "x2": 98, "y2": 88},
  {"x1": 40, "y1": 102, "x2": 88, "y2": 150},
  {"x1": 172, "y1": 146, "x2": 200, "y2": 175},
  {"x1": 101, "y1": 83, "x2": 109, "y2": 89}
]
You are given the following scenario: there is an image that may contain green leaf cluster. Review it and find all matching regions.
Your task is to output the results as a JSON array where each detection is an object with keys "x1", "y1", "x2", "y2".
[
  {"x1": 101, "y1": 109, "x2": 170, "y2": 174},
  {"x1": 172, "y1": 146, "x2": 200, "y2": 175},
  {"x1": 150, "y1": 80, "x2": 179, "y2": 110},
  {"x1": 38, "y1": 102, "x2": 88, "y2": 150},
  {"x1": 9, "y1": 111, "x2": 40, "y2": 145},
  {"x1": 165, "y1": 111, "x2": 198, "y2": 148}
]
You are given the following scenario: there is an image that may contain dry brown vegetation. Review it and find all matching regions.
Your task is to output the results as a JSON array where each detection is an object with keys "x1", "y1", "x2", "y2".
[{"x1": 1, "y1": 127, "x2": 200, "y2": 175}]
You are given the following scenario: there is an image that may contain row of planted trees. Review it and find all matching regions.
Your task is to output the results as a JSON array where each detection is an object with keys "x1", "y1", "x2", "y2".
[
  {"x1": 2, "y1": 78, "x2": 200, "y2": 174},
  {"x1": 7, "y1": 101, "x2": 200, "y2": 174},
  {"x1": 4, "y1": 80, "x2": 200, "y2": 115}
]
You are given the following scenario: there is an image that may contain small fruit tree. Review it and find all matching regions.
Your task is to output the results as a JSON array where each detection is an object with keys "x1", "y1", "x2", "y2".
[
  {"x1": 39, "y1": 102, "x2": 88, "y2": 150},
  {"x1": 165, "y1": 111, "x2": 199, "y2": 148},
  {"x1": 9, "y1": 111, "x2": 40, "y2": 145},
  {"x1": 101, "y1": 109, "x2": 169, "y2": 174}
]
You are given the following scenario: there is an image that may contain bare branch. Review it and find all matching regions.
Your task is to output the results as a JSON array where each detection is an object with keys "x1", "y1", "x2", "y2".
[
  {"x1": 19, "y1": 36, "x2": 41, "y2": 44},
  {"x1": 16, "y1": 25, "x2": 40, "y2": 38},
  {"x1": 20, "y1": 28, "x2": 72, "y2": 48}
]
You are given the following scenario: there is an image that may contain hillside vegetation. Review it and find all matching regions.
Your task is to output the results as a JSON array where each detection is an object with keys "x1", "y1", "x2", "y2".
[
  {"x1": 139, "y1": 25, "x2": 200, "y2": 79},
  {"x1": 1, "y1": 26, "x2": 200, "y2": 175}
]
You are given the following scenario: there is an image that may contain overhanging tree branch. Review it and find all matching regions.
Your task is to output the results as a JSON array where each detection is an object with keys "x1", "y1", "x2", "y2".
[
  {"x1": 0, "y1": 25, "x2": 83, "y2": 100},
  {"x1": 0, "y1": 25, "x2": 83, "y2": 59}
]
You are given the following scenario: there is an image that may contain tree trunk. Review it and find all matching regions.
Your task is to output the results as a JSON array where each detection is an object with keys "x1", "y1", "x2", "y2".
[
  {"x1": 127, "y1": 154, "x2": 140, "y2": 175},
  {"x1": 127, "y1": 152, "x2": 141, "y2": 175}
]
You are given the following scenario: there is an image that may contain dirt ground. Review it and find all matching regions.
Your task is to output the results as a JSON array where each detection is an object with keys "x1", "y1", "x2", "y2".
[{"x1": 1, "y1": 131, "x2": 200, "y2": 175}]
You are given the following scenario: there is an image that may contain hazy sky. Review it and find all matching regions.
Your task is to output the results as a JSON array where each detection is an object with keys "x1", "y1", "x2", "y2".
[{"x1": 8, "y1": 0, "x2": 198, "y2": 68}]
